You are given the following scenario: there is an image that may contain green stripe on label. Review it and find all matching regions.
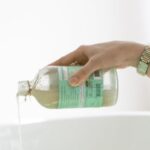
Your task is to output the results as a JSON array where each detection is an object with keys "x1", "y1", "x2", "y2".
[{"x1": 58, "y1": 66, "x2": 103, "y2": 108}]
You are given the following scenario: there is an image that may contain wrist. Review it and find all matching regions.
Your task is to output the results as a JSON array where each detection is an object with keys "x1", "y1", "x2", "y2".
[
  {"x1": 137, "y1": 45, "x2": 150, "y2": 76},
  {"x1": 121, "y1": 41, "x2": 145, "y2": 67},
  {"x1": 131, "y1": 43, "x2": 145, "y2": 67}
]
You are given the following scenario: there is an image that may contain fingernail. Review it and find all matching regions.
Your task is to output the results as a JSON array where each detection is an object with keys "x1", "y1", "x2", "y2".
[{"x1": 69, "y1": 77, "x2": 79, "y2": 86}]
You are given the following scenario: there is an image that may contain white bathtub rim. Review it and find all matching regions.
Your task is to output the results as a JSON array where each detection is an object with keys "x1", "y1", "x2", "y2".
[{"x1": 1, "y1": 110, "x2": 150, "y2": 126}]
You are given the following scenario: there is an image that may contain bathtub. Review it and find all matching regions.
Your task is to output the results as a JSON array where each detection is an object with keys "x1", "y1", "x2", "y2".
[
  {"x1": 1, "y1": 67, "x2": 150, "y2": 150},
  {"x1": 0, "y1": 109, "x2": 150, "y2": 150}
]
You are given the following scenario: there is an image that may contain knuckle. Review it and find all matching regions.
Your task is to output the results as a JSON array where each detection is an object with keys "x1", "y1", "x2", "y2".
[
  {"x1": 88, "y1": 57, "x2": 98, "y2": 70},
  {"x1": 89, "y1": 57, "x2": 96, "y2": 64},
  {"x1": 58, "y1": 56, "x2": 66, "y2": 64},
  {"x1": 110, "y1": 40, "x2": 121, "y2": 45},
  {"x1": 78, "y1": 45, "x2": 88, "y2": 52},
  {"x1": 111, "y1": 40, "x2": 119, "y2": 43}
]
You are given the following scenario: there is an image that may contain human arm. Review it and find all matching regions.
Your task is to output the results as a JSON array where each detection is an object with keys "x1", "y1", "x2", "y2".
[{"x1": 50, "y1": 41, "x2": 149, "y2": 86}]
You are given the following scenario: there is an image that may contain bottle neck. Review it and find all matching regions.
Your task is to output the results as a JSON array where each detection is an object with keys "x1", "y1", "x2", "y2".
[{"x1": 17, "y1": 81, "x2": 31, "y2": 96}]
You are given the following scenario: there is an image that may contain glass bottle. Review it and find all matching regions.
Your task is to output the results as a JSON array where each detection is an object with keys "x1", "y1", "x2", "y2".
[{"x1": 17, "y1": 66, "x2": 118, "y2": 108}]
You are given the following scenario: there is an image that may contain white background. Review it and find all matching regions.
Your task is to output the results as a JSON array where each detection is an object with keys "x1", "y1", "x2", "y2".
[{"x1": 0, "y1": 0, "x2": 150, "y2": 124}]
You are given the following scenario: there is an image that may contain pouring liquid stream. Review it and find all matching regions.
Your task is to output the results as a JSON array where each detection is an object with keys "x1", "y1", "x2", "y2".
[{"x1": 16, "y1": 95, "x2": 24, "y2": 150}]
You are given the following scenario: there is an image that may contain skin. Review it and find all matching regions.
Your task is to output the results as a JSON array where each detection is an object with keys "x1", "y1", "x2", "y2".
[{"x1": 49, "y1": 41, "x2": 150, "y2": 86}]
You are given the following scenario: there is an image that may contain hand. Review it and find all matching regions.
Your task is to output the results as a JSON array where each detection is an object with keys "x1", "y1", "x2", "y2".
[{"x1": 49, "y1": 41, "x2": 146, "y2": 86}]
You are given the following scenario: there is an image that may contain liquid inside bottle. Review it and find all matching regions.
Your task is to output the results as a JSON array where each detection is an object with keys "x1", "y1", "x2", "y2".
[{"x1": 17, "y1": 66, "x2": 118, "y2": 108}]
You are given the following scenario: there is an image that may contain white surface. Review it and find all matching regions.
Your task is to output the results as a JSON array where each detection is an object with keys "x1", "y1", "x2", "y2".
[{"x1": 0, "y1": 112, "x2": 150, "y2": 150}]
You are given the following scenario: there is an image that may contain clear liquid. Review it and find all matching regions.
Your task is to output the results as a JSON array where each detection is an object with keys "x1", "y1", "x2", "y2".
[{"x1": 16, "y1": 96, "x2": 24, "y2": 150}]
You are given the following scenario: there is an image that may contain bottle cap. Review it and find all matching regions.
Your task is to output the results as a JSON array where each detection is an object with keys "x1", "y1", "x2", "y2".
[{"x1": 17, "y1": 81, "x2": 30, "y2": 96}]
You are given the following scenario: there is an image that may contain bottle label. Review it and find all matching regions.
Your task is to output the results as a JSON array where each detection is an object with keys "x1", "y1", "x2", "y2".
[{"x1": 58, "y1": 66, "x2": 103, "y2": 108}]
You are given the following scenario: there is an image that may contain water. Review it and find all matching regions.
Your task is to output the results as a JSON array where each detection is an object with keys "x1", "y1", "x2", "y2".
[{"x1": 16, "y1": 96, "x2": 24, "y2": 150}]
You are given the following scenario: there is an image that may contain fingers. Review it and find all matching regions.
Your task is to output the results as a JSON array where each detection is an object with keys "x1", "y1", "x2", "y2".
[
  {"x1": 49, "y1": 50, "x2": 79, "y2": 66},
  {"x1": 69, "y1": 54, "x2": 116, "y2": 87},
  {"x1": 69, "y1": 58, "x2": 96, "y2": 86}
]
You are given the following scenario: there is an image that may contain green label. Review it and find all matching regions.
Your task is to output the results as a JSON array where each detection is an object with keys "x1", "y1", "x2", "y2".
[{"x1": 58, "y1": 66, "x2": 103, "y2": 108}]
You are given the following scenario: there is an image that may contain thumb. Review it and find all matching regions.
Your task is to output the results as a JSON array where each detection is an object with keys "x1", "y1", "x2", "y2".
[{"x1": 69, "y1": 59, "x2": 95, "y2": 86}]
